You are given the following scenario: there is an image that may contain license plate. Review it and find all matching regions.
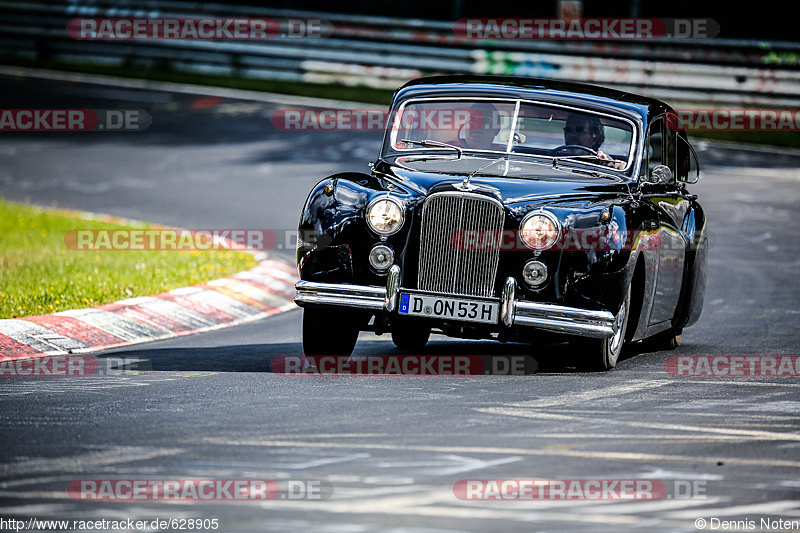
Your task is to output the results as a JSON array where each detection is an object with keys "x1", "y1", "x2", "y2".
[{"x1": 398, "y1": 293, "x2": 499, "y2": 324}]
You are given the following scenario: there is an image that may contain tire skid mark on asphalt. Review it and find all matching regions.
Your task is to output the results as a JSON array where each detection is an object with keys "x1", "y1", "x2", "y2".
[
  {"x1": 475, "y1": 409, "x2": 800, "y2": 442},
  {"x1": 480, "y1": 432, "x2": 754, "y2": 441},
  {"x1": 0, "y1": 447, "x2": 185, "y2": 476},
  {"x1": 507, "y1": 380, "x2": 674, "y2": 408},
  {"x1": 0, "y1": 372, "x2": 215, "y2": 396},
  {"x1": 450, "y1": 496, "x2": 719, "y2": 517},
  {"x1": 200, "y1": 438, "x2": 800, "y2": 468},
  {"x1": 0, "y1": 474, "x2": 89, "y2": 488},
  {"x1": 0, "y1": 485, "x2": 759, "y2": 532},
  {"x1": 549, "y1": 407, "x2": 798, "y2": 421},
  {"x1": 249, "y1": 487, "x2": 716, "y2": 528},
  {"x1": 663, "y1": 499, "x2": 800, "y2": 519},
  {"x1": 0, "y1": 486, "x2": 711, "y2": 529},
  {"x1": 678, "y1": 379, "x2": 800, "y2": 388},
  {"x1": 0, "y1": 380, "x2": 150, "y2": 396}
]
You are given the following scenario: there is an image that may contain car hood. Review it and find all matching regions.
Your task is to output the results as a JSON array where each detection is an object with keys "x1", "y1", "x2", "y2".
[{"x1": 375, "y1": 160, "x2": 631, "y2": 207}]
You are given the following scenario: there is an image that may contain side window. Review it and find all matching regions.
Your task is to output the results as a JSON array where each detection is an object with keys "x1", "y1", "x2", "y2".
[{"x1": 640, "y1": 117, "x2": 663, "y2": 179}]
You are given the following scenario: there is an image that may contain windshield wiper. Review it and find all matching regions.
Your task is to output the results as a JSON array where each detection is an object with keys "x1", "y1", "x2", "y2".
[
  {"x1": 400, "y1": 139, "x2": 462, "y2": 159},
  {"x1": 551, "y1": 154, "x2": 626, "y2": 169}
]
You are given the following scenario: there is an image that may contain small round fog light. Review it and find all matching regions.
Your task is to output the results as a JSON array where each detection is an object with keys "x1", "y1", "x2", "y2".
[
  {"x1": 523, "y1": 260, "x2": 548, "y2": 287},
  {"x1": 369, "y1": 244, "x2": 394, "y2": 271}
]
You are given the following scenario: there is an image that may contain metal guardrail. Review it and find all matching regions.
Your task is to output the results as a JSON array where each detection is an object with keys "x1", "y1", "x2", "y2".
[{"x1": 1, "y1": 0, "x2": 799, "y2": 107}]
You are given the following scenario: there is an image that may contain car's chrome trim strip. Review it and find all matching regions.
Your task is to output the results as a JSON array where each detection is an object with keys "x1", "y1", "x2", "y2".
[
  {"x1": 295, "y1": 281, "x2": 386, "y2": 311},
  {"x1": 385, "y1": 264, "x2": 400, "y2": 312},
  {"x1": 501, "y1": 277, "x2": 516, "y2": 327},
  {"x1": 295, "y1": 277, "x2": 616, "y2": 338},
  {"x1": 513, "y1": 300, "x2": 616, "y2": 338}
]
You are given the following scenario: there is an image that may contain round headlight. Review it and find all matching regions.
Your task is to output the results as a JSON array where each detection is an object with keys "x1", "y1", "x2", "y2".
[
  {"x1": 369, "y1": 244, "x2": 394, "y2": 271},
  {"x1": 520, "y1": 211, "x2": 560, "y2": 250},
  {"x1": 366, "y1": 197, "x2": 404, "y2": 235},
  {"x1": 523, "y1": 260, "x2": 548, "y2": 287}
]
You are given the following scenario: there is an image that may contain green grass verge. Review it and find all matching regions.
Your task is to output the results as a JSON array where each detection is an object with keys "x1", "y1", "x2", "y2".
[{"x1": 0, "y1": 198, "x2": 258, "y2": 319}]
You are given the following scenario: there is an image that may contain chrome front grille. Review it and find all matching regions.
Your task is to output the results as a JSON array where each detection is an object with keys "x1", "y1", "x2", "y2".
[{"x1": 417, "y1": 192, "x2": 505, "y2": 298}]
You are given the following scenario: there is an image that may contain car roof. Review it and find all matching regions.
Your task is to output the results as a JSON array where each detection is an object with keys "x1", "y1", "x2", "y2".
[{"x1": 393, "y1": 75, "x2": 670, "y2": 122}]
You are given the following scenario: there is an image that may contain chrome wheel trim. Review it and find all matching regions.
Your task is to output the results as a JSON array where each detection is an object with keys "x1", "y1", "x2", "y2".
[{"x1": 609, "y1": 302, "x2": 626, "y2": 355}]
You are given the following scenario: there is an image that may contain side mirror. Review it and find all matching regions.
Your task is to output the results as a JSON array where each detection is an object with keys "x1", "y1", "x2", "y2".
[{"x1": 649, "y1": 165, "x2": 672, "y2": 184}]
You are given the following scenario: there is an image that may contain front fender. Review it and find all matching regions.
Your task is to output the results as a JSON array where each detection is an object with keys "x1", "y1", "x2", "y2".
[
  {"x1": 297, "y1": 172, "x2": 417, "y2": 283},
  {"x1": 558, "y1": 203, "x2": 641, "y2": 315}
]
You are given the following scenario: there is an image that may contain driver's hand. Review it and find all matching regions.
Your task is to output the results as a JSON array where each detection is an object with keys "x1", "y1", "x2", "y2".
[{"x1": 597, "y1": 150, "x2": 625, "y2": 170}]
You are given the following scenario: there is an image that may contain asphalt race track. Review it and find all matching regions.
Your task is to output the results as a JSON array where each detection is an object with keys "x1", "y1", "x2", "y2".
[{"x1": 1, "y1": 73, "x2": 799, "y2": 532}]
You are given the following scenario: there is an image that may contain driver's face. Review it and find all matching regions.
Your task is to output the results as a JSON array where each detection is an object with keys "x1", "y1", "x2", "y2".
[
  {"x1": 464, "y1": 113, "x2": 500, "y2": 149},
  {"x1": 564, "y1": 118, "x2": 595, "y2": 148},
  {"x1": 465, "y1": 126, "x2": 499, "y2": 149}
]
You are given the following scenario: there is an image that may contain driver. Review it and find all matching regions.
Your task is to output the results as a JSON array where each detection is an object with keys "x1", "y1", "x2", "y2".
[
  {"x1": 562, "y1": 113, "x2": 624, "y2": 168},
  {"x1": 449, "y1": 103, "x2": 504, "y2": 151}
]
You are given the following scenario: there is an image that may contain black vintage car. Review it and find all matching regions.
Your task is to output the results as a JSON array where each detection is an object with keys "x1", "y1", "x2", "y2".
[{"x1": 294, "y1": 76, "x2": 707, "y2": 370}]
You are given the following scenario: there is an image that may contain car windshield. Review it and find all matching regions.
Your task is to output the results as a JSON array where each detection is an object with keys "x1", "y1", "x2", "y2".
[{"x1": 385, "y1": 99, "x2": 636, "y2": 173}]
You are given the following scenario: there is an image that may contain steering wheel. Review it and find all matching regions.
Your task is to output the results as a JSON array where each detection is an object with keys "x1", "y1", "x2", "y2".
[{"x1": 549, "y1": 144, "x2": 598, "y2": 156}]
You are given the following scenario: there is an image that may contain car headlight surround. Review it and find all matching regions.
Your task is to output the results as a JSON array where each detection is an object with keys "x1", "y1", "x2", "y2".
[
  {"x1": 520, "y1": 210, "x2": 561, "y2": 250},
  {"x1": 522, "y1": 260, "x2": 548, "y2": 287},
  {"x1": 366, "y1": 196, "x2": 405, "y2": 236},
  {"x1": 368, "y1": 244, "x2": 394, "y2": 271}
]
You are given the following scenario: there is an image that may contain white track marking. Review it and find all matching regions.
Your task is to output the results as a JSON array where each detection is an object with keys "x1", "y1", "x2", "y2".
[{"x1": 202, "y1": 438, "x2": 800, "y2": 468}]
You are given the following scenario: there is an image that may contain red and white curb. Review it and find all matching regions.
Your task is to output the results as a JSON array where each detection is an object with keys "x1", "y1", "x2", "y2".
[{"x1": 0, "y1": 256, "x2": 299, "y2": 359}]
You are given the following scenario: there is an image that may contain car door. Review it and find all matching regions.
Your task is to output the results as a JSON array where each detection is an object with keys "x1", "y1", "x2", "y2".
[{"x1": 641, "y1": 116, "x2": 689, "y2": 325}]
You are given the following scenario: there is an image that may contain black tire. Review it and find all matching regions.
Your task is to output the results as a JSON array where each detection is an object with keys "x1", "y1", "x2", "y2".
[
  {"x1": 302, "y1": 308, "x2": 359, "y2": 356},
  {"x1": 579, "y1": 283, "x2": 632, "y2": 371},
  {"x1": 391, "y1": 320, "x2": 431, "y2": 350}
]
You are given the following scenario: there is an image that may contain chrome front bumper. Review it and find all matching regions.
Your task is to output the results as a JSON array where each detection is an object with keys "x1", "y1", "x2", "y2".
[{"x1": 295, "y1": 265, "x2": 616, "y2": 339}]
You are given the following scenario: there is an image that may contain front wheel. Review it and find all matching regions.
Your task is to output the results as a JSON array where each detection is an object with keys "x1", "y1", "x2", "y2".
[
  {"x1": 302, "y1": 308, "x2": 359, "y2": 356},
  {"x1": 579, "y1": 284, "x2": 632, "y2": 371}
]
